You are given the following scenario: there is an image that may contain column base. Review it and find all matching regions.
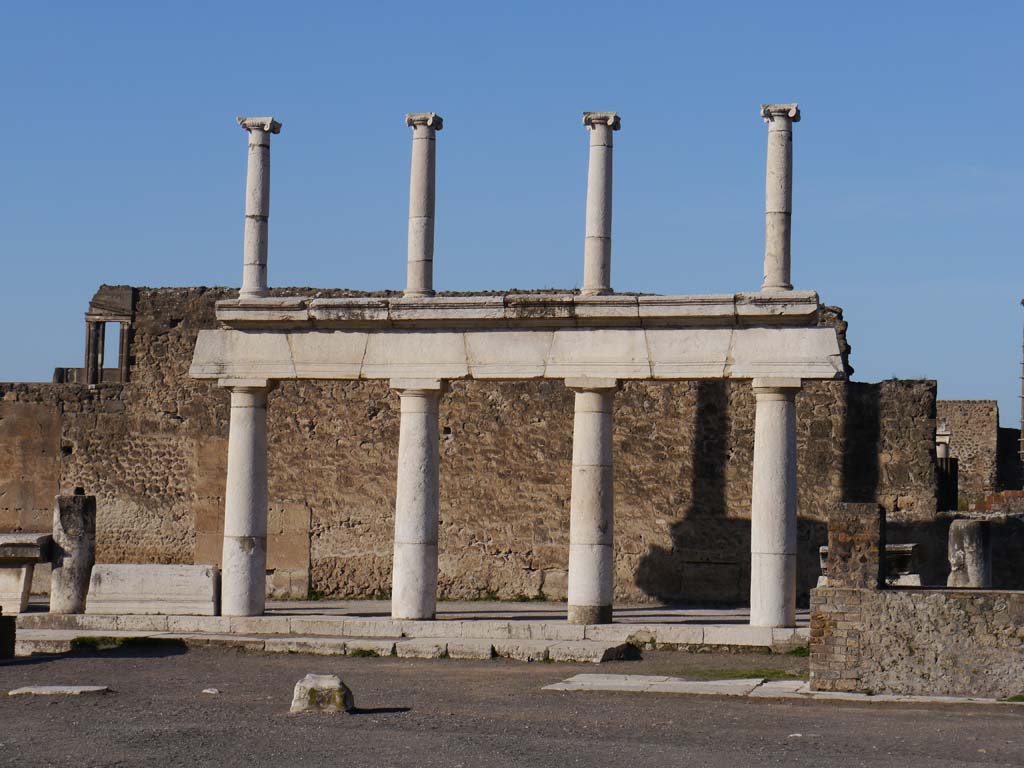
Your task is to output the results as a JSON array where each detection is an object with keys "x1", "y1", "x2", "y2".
[{"x1": 567, "y1": 604, "x2": 612, "y2": 625}]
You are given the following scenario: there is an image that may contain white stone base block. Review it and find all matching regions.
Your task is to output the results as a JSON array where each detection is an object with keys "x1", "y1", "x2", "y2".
[{"x1": 86, "y1": 564, "x2": 221, "y2": 615}]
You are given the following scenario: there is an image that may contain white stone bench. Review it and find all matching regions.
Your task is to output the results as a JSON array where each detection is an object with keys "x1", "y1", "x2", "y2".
[
  {"x1": 86, "y1": 564, "x2": 221, "y2": 615},
  {"x1": 0, "y1": 533, "x2": 52, "y2": 614}
]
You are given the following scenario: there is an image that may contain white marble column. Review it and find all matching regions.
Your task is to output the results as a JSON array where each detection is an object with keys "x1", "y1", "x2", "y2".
[
  {"x1": 581, "y1": 112, "x2": 620, "y2": 296},
  {"x1": 391, "y1": 379, "x2": 444, "y2": 619},
  {"x1": 566, "y1": 379, "x2": 618, "y2": 624},
  {"x1": 760, "y1": 104, "x2": 800, "y2": 292},
  {"x1": 221, "y1": 384, "x2": 270, "y2": 616},
  {"x1": 405, "y1": 113, "x2": 443, "y2": 298},
  {"x1": 749, "y1": 378, "x2": 800, "y2": 627},
  {"x1": 237, "y1": 117, "x2": 282, "y2": 300}
]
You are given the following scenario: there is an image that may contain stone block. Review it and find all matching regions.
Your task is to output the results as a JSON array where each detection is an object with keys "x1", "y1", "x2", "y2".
[
  {"x1": 703, "y1": 625, "x2": 774, "y2": 647},
  {"x1": 547, "y1": 641, "x2": 629, "y2": 663},
  {"x1": 265, "y1": 637, "x2": 347, "y2": 656},
  {"x1": 87, "y1": 564, "x2": 220, "y2": 616},
  {"x1": 345, "y1": 638, "x2": 396, "y2": 657},
  {"x1": 492, "y1": 639, "x2": 549, "y2": 661},
  {"x1": 288, "y1": 616, "x2": 348, "y2": 636},
  {"x1": 194, "y1": 532, "x2": 223, "y2": 566},
  {"x1": 8, "y1": 685, "x2": 111, "y2": 696},
  {"x1": 228, "y1": 616, "x2": 290, "y2": 635},
  {"x1": 289, "y1": 673, "x2": 354, "y2": 714},
  {"x1": 0, "y1": 566, "x2": 34, "y2": 615},
  {"x1": 446, "y1": 639, "x2": 494, "y2": 659},
  {"x1": 395, "y1": 638, "x2": 447, "y2": 658},
  {"x1": 166, "y1": 615, "x2": 230, "y2": 634},
  {"x1": 194, "y1": 499, "x2": 225, "y2": 535},
  {"x1": 267, "y1": 533, "x2": 309, "y2": 570},
  {"x1": 400, "y1": 620, "x2": 464, "y2": 639}
]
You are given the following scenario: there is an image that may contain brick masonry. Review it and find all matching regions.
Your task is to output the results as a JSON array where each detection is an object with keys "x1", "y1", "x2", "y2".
[{"x1": 1, "y1": 287, "x2": 938, "y2": 603}]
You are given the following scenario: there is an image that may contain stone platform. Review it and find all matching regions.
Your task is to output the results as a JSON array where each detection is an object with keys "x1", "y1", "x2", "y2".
[{"x1": 14, "y1": 601, "x2": 809, "y2": 661}]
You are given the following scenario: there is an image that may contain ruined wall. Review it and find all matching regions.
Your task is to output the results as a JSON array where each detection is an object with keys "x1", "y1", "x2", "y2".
[
  {"x1": 0, "y1": 287, "x2": 938, "y2": 604},
  {"x1": 937, "y1": 400, "x2": 999, "y2": 496}
]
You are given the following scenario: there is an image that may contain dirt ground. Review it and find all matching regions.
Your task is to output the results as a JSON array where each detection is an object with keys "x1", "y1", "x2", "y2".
[{"x1": 1, "y1": 645, "x2": 1021, "y2": 767}]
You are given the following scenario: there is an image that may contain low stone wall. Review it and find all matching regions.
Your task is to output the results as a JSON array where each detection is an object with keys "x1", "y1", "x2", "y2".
[{"x1": 810, "y1": 503, "x2": 1024, "y2": 698}]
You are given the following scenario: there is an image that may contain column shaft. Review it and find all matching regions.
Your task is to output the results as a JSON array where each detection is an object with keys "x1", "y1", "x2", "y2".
[
  {"x1": 567, "y1": 386, "x2": 616, "y2": 624},
  {"x1": 581, "y1": 113, "x2": 620, "y2": 296},
  {"x1": 237, "y1": 117, "x2": 281, "y2": 299},
  {"x1": 405, "y1": 113, "x2": 443, "y2": 297},
  {"x1": 221, "y1": 386, "x2": 269, "y2": 616},
  {"x1": 84, "y1": 321, "x2": 101, "y2": 385},
  {"x1": 761, "y1": 104, "x2": 800, "y2": 291},
  {"x1": 749, "y1": 384, "x2": 798, "y2": 627},
  {"x1": 118, "y1": 322, "x2": 131, "y2": 383},
  {"x1": 391, "y1": 386, "x2": 442, "y2": 619}
]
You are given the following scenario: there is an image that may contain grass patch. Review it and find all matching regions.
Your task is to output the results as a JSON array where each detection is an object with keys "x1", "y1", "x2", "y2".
[
  {"x1": 347, "y1": 648, "x2": 380, "y2": 658},
  {"x1": 1000, "y1": 694, "x2": 1024, "y2": 702},
  {"x1": 674, "y1": 667, "x2": 806, "y2": 682},
  {"x1": 787, "y1": 646, "x2": 810, "y2": 657}
]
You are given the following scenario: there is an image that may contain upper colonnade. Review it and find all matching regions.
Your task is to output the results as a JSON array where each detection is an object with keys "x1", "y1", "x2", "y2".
[{"x1": 191, "y1": 104, "x2": 838, "y2": 630}]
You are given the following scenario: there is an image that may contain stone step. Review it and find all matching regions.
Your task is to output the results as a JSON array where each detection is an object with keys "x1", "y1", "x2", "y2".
[
  {"x1": 13, "y1": 629, "x2": 634, "y2": 663},
  {"x1": 15, "y1": 613, "x2": 808, "y2": 652}
]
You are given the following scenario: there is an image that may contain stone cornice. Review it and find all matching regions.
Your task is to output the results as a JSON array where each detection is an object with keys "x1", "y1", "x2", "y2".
[
  {"x1": 405, "y1": 112, "x2": 444, "y2": 130},
  {"x1": 212, "y1": 291, "x2": 821, "y2": 330},
  {"x1": 237, "y1": 116, "x2": 282, "y2": 134},
  {"x1": 760, "y1": 104, "x2": 800, "y2": 123},
  {"x1": 583, "y1": 112, "x2": 621, "y2": 130}
]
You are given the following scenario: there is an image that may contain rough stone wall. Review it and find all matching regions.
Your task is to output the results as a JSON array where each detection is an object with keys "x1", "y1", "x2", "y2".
[
  {"x1": 811, "y1": 586, "x2": 1024, "y2": 698},
  {"x1": 937, "y1": 400, "x2": 999, "y2": 496},
  {"x1": 810, "y1": 504, "x2": 1024, "y2": 698},
  {"x1": 0, "y1": 287, "x2": 938, "y2": 604}
]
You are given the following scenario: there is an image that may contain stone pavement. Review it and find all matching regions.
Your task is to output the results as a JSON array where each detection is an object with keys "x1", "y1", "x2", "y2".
[
  {"x1": 15, "y1": 600, "x2": 810, "y2": 661},
  {"x1": 544, "y1": 673, "x2": 1021, "y2": 706}
]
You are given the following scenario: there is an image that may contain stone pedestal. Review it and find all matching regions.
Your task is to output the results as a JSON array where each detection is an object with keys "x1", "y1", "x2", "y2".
[
  {"x1": 50, "y1": 492, "x2": 96, "y2": 614},
  {"x1": 581, "y1": 112, "x2": 620, "y2": 296},
  {"x1": 405, "y1": 113, "x2": 443, "y2": 298},
  {"x1": 566, "y1": 379, "x2": 618, "y2": 624},
  {"x1": 391, "y1": 380, "x2": 444, "y2": 619},
  {"x1": 749, "y1": 378, "x2": 799, "y2": 627},
  {"x1": 237, "y1": 117, "x2": 282, "y2": 300},
  {"x1": 221, "y1": 385, "x2": 270, "y2": 616},
  {"x1": 761, "y1": 104, "x2": 800, "y2": 292},
  {"x1": 947, "y1": 519, "x2": 992, "y2": 588}
]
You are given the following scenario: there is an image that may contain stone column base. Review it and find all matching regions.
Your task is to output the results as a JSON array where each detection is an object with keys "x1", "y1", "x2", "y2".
[{"x1": 567, "y1": 604, "x2": 612, "y2": 625}]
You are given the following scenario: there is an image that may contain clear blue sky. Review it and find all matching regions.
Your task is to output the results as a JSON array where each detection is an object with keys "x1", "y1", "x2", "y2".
[{"x1": 2, "y1": 2, "x2": 1022, "y2": 423}]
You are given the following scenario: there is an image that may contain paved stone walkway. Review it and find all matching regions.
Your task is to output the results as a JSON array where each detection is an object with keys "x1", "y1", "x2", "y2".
[{"x1": 544, "y1": 673, "x2": 1021, "y2": 706}]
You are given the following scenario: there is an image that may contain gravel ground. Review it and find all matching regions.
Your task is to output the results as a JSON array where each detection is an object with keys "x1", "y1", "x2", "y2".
[{"x1": 0, "y1": 646, "x2": 1021, "y2": 767}]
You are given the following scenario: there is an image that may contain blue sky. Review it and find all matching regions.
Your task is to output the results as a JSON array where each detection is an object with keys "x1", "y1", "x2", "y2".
[{"x1": 2, "y1": 2, "x2": 1022, "y2": 423}]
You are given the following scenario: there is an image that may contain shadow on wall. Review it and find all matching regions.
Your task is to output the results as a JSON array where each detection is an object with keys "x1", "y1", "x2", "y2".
[{"x1": 634, "y1": 381, "x2": 826, "y2": 606}]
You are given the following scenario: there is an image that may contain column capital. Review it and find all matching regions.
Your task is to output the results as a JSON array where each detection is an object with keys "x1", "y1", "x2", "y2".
[
  {"x1": 752, "y1": 377, "x2": 801, "y2": 395},
  {"x1": 405, "y1": 112, "x2": 444, "y2": 131},
  {"x1": 583, "y1": 112, "x2": 621, "y2": 130},
  {"x1": 218, "y1": 378, "x2": 272, "y2": 392},
  {"x1": 237, "y1": 116, "x2": 282, "y2": 134},
  {"x1": 761, "y1": 104, "x2": 800, "y2": 123},
  {"x1": 564, "y1": 377, "x2": 620, "y2": 392},
  {"x1": 390, "y1": 378, "x2": 447, "y2": 393}
]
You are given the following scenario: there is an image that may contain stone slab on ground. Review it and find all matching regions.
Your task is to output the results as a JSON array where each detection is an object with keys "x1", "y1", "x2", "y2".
[
  {"x1": 445, "y1": 639, "x2": 494, "y2": 660},
  {"x1": 544, "y1": 674, "x2": 1017, "y2": 706},
  {"x1": 8, "y1": 685, "x2": 111, "y2": 696},
  {"x1": 395, "y1": 638, "x2": 447, "y2": 659},
  {"x1": 548, "y1": 641, "x2": 631, "y2": 663},
  {"x1": 87, "y1": 564, "x2": 221, "y2": 616},
  {"x1": 264, "y1": 637, "x2": 348, "y2": 656}
]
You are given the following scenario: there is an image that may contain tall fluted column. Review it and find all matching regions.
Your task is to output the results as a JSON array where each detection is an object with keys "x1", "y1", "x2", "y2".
[
  {"x1": 405, "y1": 113, "x2": 443, "y2": 298},
  {"x1": 221, "y1": 384, "x2": 270, "y2": 616},
  {"x1": 581, "y1": 112, "x2": 620, "y2": 296},
  {"x1": 391, "y1": 379, "x2": 444, "y2": 619},
  {"x1": 761, "y1": 103, "x2": 800, "y2": 292},
  {"x1": 237, "y1": 116, "x2": 282, "y2": 299},
  {"x1": 566, "y1": 379, "x2": 618, "y2": 624},
  {"x1": 749, "y1": 378, "x2": 800, "y2": 627}
]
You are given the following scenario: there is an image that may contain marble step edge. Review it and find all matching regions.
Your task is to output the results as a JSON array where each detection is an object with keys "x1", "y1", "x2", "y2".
[
  {"x1": 15, "y1": 614, "x2": 807, "y2": 650},
  {"x1": 13, "y1": 631, "x2": 633, "y2": 663}
]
